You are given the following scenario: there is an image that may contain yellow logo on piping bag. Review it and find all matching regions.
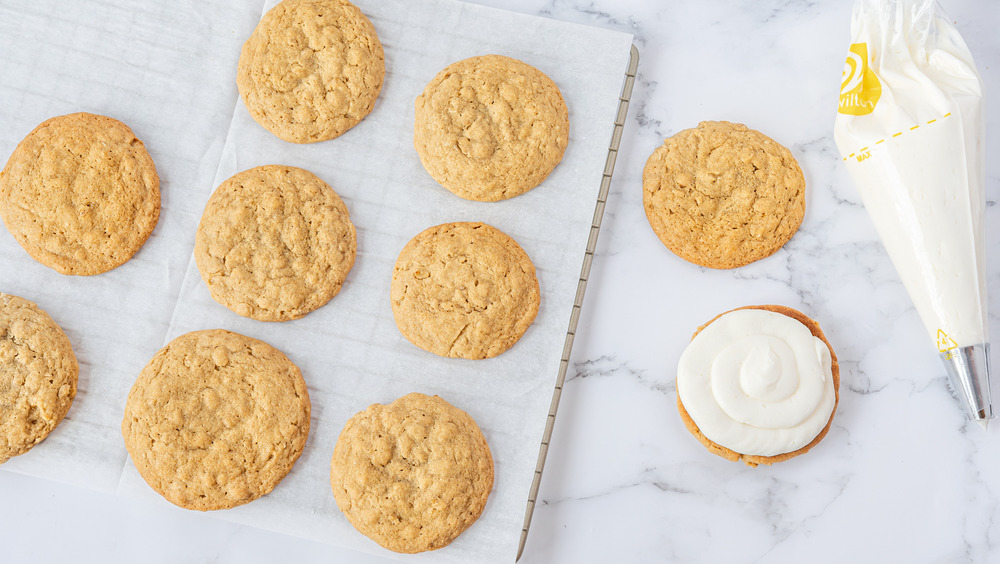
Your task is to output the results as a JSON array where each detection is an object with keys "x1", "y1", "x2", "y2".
[
  {"x1": 937, "y1": 329, "x2": 959, "y2": 355},
  {"x1": 839, "y1": 43, "x2": 881, "y2": 115}
]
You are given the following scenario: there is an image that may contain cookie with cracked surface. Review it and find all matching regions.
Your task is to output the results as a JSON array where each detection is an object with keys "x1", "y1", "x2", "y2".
[
  {"x1": 0, "y1": 112, "x2": 160, "y2": 275},
  {"x1": 0, "y1": 293, "x2": 78, "y2": 464},
  {"x1": 195, "y1": 165, "x2": 356, "y2": 322},
  {"x1": 121, "y1": 329, "x2": 310, "y2": 511},
  {"x1": 330, "y1": 393, "x2": 494, "y2": 553},
  {"x1": 390, "y1": 222, "x2": 539, "y2": 359},
  {"x1": 414, "y1": 55, "x2": 569, "y2": 201},
  {"x1": 237, "y1": 0, "x2": 385, "y2": 143},
  {"x1": 642, "y1": 121, "x2": 805, "y2": 269}
]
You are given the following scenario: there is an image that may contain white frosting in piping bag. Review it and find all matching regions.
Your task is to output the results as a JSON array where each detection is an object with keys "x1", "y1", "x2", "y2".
[
  {"x1": 677, "y1": 309, "x2": 836, "y2": 457},
  {"x1": 833, "y1": 0, "x2": 988, "y2": 350}
]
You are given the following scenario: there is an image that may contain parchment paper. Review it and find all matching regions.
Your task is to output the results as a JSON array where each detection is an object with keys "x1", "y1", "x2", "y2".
[
  {"x1": 0, "y1": 0, "x2": 270, "y2": 491},
  {"x1": 0, "y1": 1, "x2": 633, "y2": 562}
]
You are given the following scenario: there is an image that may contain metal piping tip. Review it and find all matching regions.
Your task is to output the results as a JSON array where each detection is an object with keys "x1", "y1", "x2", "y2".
[{"x1": 941, "y1": 343, "x2": 993, "y2": 429}]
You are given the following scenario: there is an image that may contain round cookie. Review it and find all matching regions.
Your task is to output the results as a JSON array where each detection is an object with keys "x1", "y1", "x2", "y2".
[
  {"x1": 642, "y1": 121, "x2": 805, "y2": 269},
  {"x1": 0, "y1": 293, "x2": 78, "y2": 464},
  {"x1": 676, "y1": 305, "x2": 840, "y2": 467},
  {"x1": 121, "y1": 329, "x2": 310, "y2": 511},
  {"x1": 414, "y1": 55, "x2": 569, "y2": 202},
  {"x1": 0, "y1": 112, "x2": 160, "y2": 275},
  {"x1": 237, "y1": 0, "x2": 385, "y2": 143},
  {"x1": 195, "y1": 165, "x2": 357, "y2": 322},
  {"x1": 330, "y1": 393, "x2": 494, "y2": 553},
  {"x1": 390, "y1": 222, "x2": 540, "y2": 359}
]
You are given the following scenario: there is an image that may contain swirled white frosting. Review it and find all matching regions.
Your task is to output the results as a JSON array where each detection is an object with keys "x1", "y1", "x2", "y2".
[{"x1": 677, "y1": 309, "x2": 835, "y2": 457}]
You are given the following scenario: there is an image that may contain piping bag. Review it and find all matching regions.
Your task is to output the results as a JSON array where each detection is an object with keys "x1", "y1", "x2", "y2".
[{"x1": 834, "y1": 0, "x2": 992, "y2": 426}]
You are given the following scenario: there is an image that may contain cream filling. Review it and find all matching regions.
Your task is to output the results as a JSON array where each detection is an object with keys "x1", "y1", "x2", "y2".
[{"x1": 677, "y1": 309, "x2": 835, "y2": 457}]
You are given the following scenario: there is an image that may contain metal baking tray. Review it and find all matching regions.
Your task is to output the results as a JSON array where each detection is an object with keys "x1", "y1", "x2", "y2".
[{"x1": 518, "y1": 43, "x2": 640, "y2": 560}]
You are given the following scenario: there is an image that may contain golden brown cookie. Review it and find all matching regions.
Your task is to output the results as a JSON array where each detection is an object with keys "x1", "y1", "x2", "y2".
[
  {"x1": 237, "y1": 0, "x2": 385, "y2": 143},
  {"x1": 330, "y1": 393, "x2": 494, "y2": 553},
  {"x1": 414, "y1": 55, "x2": 569, "y2": 201},
  {"x1": 390, "y1": 222, "x2": 540, "y2": 359},
  {"x1": 0, "y1": 293, "x2": 78, "y2": 464},
  {"x1": 642, "y1": 121, "x2": 805, "y2": 269},
  {"x1": 0, "y1": 112, "x2": 160, "y2": 275},
  {"x1": 122, "y1": 329, "x2": 310, "y2": 511},
  {"x1": 676, "y1": 305, "x2": 840, "y2": 467},
  {"x1": 194, "y1": 165, "x2": 357, "y2": 322}
]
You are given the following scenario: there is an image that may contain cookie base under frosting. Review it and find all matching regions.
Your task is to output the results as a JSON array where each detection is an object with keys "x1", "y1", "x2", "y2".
[{"x1": 676, "y1": 305, "x2": 840, "y2": 467}]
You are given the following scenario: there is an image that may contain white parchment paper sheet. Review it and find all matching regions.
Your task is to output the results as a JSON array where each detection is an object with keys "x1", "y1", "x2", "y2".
[
  {"x1": 1, "y1": 1, "x2": 632, "y2": 562},
  {"x1": 0, "y1": 0, "x2": 268, "y2": 491}
]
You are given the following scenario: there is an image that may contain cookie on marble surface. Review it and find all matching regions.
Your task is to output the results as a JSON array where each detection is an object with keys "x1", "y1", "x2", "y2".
[
  {"x1": 0, "y1": 293, "x2": 78, "y2": 464},
  {"x1": 237, "y1": 0, "x2": 385, "y2": 143},
  {"x1": 121, "y1": 329, "x2": 310, "y2": 511},
  {"x1": 0, "y1": 112, "x2": 160, "y2": 275},
  {"x1": 414, "y1": 55, "x2": 569, "y2": 201},
  {"x1": 330, "y1": 393, "x2": 494, "y2": 553},
  {"x1": 642, "y1": 121, "x2": 804, "y2": 269},
  {"x1": 676, "y1": 305, "x2": 840, "y2": 467},
  {"x1": 390, "y1": 221, "x2": 540, "y2": 359},
  {"x1": 195, "y1": 165, "x2": 357, "y2": 322}
]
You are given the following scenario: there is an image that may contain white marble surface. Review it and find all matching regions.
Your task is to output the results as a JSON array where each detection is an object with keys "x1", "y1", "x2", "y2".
[{"x1": 2, "y1": 0, "x2": 1000, "y2": 562}]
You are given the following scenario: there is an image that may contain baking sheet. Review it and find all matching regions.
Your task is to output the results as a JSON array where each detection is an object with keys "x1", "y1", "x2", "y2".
[
  {"x1": 517, "y1": 45, "x2": 640, "y2": 560},
  {"x1": 0, "y1": 0, "x2": 634, "y2": 562}
]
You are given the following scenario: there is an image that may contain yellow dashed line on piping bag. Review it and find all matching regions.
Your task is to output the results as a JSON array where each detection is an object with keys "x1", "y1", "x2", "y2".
[{"x1": 843, "y1": 113, "x2": 952, "y2": 161}]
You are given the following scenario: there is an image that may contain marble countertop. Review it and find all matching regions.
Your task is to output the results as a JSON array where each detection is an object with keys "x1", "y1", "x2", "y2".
[{"x1": 2, "y1": 0, "x2": 1000, "y2": 562}]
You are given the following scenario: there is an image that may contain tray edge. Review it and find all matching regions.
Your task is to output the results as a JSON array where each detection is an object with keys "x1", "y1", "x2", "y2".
[{"x1": 516, "y1": 42, "x2": 640, "y2": 561}]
